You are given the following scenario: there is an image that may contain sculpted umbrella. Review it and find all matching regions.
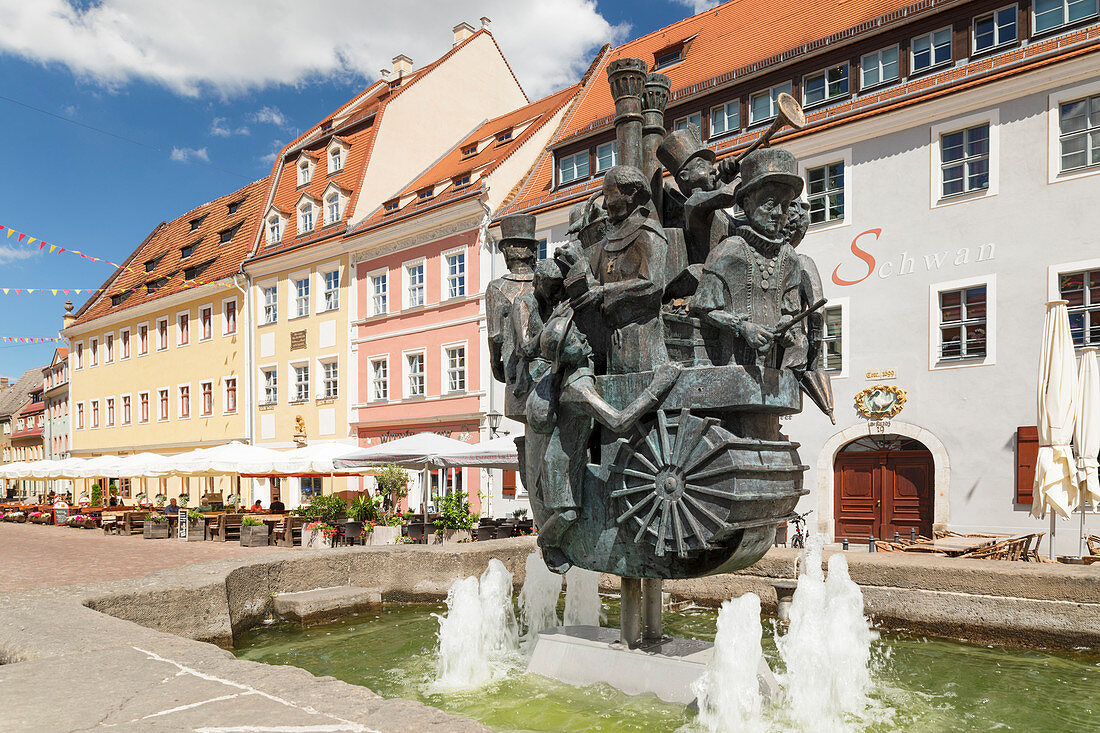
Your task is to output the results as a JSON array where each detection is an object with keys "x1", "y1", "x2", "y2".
[
  {"x1": 1073, "y1": 348, "x2": 1100, "y2": 556},
  {"x1": 1032, "y1": 301, "x2": 1080, "y2": 559}
]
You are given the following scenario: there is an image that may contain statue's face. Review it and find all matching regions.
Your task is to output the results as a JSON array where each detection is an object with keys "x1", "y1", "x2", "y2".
[
  {"x1": 678, "y1": 157, "x2": 717, "y2": 194},
  {"x1": 603, "y1": 179, "x2": 632, "y2": 224},
  {"x1": 743, "y1": 182, "x2": 794, "y2": 240},
  {"x1": 502, "y1": 244, "x2": 535, "y2": 269}
]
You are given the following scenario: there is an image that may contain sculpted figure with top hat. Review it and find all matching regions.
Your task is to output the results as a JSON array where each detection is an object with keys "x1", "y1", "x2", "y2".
[{"x1": 486, "y1": 214, "x2": 539, "y2": 420}]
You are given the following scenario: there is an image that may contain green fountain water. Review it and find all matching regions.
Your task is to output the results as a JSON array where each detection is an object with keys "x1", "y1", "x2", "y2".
[{"x1": 233, "y1": 598, "x2": 1099, "y2": 732}]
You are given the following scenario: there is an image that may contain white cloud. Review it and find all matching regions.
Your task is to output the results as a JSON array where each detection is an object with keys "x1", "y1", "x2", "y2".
[
  {"x1": 250, "y1": 106, "x2": 287, "y2": 127},
  {"x1": 170, "y1": 146, "x2": 210, "y2": 163},
  {"x1": 672, "y1": 0, "x2": 720, "y2": 13},
  {"x1": 259, "y1": 139, "x2": 285, "y2": 165},
  {"x1": 0, "y1": 246, "x2": 39, "y2": 264},
  {"x1": 210, "y1": 116, "x2": 249, "y2": 136},
  {"x1": 0, "y1": 0, "x2": 625, "y2": 99},
  {"x1": 61, "y1": 104, "x2": 77, "y2": 117}
]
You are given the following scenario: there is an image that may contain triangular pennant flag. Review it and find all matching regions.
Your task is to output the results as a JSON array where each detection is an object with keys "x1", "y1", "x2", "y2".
[
  {"x1": 27, "y1": 289, "x2": 35, "y2": 294},
  {"x1": 5, "y1": 229, "x2": 14, "y2": 239},
  {"x1": 57, "y1": 248, "x2": 65, "y2": 254},
  {"x1": 51, "y1": 290, "x2": 58, "y2": 296},
  {"x1": 2, "y1": 289, "x2": 8, "y2": 295},
  {"x1": 63, "y1": 290, "x2": 69, "y2": 295},
  {"x1": 49, "y1": 245, "x2": 57, "y2": 253},
  {"x1": 15, "y1": 289, "x2": 21, "y2": 294},
  {"x1": 17, "y1": 233, "x2": 25, "y2": 242}
]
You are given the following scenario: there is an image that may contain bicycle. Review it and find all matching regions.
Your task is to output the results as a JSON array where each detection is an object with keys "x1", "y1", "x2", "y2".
[{"x1": 789, "y1": 510, "x2": 813, "y2": 549}]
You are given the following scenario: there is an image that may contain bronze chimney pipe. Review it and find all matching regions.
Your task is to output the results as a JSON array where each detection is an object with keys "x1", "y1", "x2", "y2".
[
  {"x1": 606, "y1": 58, "x2": 648, "y2": 171},
  {"x1": 641, "y1": 72, "x2": 671, "y2": 220}
]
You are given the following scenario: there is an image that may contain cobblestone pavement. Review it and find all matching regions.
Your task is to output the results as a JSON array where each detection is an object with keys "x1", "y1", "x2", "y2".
[{"x1": 0, "y1": 522, "x2": 289, "y2": 591}]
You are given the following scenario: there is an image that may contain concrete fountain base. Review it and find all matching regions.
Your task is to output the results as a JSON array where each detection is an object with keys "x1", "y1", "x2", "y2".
[{"x1": 526, "y1": 625, "x2": 778, "y2": 704}]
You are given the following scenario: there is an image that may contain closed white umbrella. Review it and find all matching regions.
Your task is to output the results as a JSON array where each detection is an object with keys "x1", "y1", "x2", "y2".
[
  {"x1": 1033, "y1": 301, "x2": 1080, "y2": 558},
  {"x1": 1074, "y1": 348, "x2": 1100, "y2": 556}
]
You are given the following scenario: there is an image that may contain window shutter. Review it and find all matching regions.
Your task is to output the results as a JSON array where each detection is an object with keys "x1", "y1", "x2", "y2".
[
  {"x1": 1016, "y1": 426, "x2": 1039, "y2": 504},
  {"x1": 502, "y1": 470, "x2": 517, "y2": 498}
]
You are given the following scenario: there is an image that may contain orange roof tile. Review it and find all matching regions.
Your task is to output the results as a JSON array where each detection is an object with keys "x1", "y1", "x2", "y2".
[
  {"x1": 351, "y1": 84, "x2": 580, "y2": 233},
  {"x1": 71, "y1": 178, "x2": 266, "y2": 328}
]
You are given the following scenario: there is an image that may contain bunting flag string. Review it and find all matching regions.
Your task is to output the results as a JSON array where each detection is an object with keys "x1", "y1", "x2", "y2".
[
  {"x1": 0, "y1": 336, "x2": 67, "y2": 344},
  {"x1": 0, "y1": 288, "x2": 97, "y2": 296},
  {"x1": 0, "y1": 223, "x2": 236, "y2": 299}
]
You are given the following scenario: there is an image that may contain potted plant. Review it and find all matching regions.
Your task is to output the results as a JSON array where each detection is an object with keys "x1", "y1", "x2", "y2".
[
  {"x1": 240, "y1": 516, "x2": 270, "y2": 547},
  {"x1": 512, "y1": 507, "x2": 529, "y2": 520},
  {"x1": 67, "y1": 514, "x2": 96, "y2": 529},
  {"x1": 373, "y1": 463, "x2": 409, "y2": 511},
  {"x1": 184, "y1": 509, "x2": 205, "y2": 542},
  {"x1": 143, "y1": 513, "x2": 169, "y2": 539},
  {"x1": 29, "y1": 511, "x2": 50, "y2": 525},
  {"x1": 178, "y1": 494, "x2": 190, "y2": 508},
  {"x1": 437, "y1": 490, "x2": 477, "y2": 543},
  {"x1": 303, "y1": 521, "x2": 337, "y2": 548},
  {"x1": 154, "y1": 493, "x2": 167, "y2": 508},
  {"x1": 90, "y1": 483, "x2": 103, "y2": 507}
]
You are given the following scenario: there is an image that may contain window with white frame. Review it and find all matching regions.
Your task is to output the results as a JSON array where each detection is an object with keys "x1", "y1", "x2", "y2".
[
  {"x1": 370, "y1": 358, "x2": 388, "y2": 401},
  {"x1": 90, "y1": 337, "x2": 98, "y2": 366},
  {"x1": 179, "y1": 385, "x2": 190, "y2": 418},
  {"x1": 559, "y1": 151, "x2": 589, "y2": 185},
  {"x1": 262, "y1": 286, "x2": 278, "y2": 324},
  {"x1": 200, "y1": 381, "x2": 213, "y2": 416},
  {"x1": 1059, "y1": 268, "x2": 1100, "y2": 346},
  {"x1": 321, "y1": 360, "x2": 338, "y2": 399},
  {"x1": 860, "y1": 45, "x2": 900, "y2": 88},
  {"x1": 139, "y1": 392, "x2": 149, "y2": 423},
  {"x1": 710, "y1": 101, "x2": 740, "y2": 137},
  {"x1": 223, "y1": 300, "x2": 237, "y2": 334},
  {"x1": 292, "y1": 364, "x2": 310, "y2": 402},
  {"x1": 224, "y1": 378, "x2": 237, "y2": 413},
  {"x1": 75, "y1": 342, "x2": 83, "y2": 368},
  {"x1": 121, "y1": 328, "x2": 130, "y2": 359},
  {"x1": 819, "y1": 306, "x2": 843, "y2": 371},
  {"x1": 106, "y1": 398, "x2": 115, "y2": 427},
  {"x1": 673, "y1": 112, "x2": 702, "y2": 132},
  {"x1": 938, "y1": 286, "x2": 987, "y2": 360},
  {"x1": 1034, "y1": 0, "x2": 1098, "y2": 33},
  {"x1": 750, "y1": 82, "x2": 793, "y2": 124},
  {"x1": 940, "y1": 124, "x2": 990, "y2": 197},
  {"x1": 76, "y1": 402, "x2": 84, "y2": 429},
  {"x1": 177, "y1": 313, "x2": 189, "y2": 345},
  {"x1": 806, "y1": 161, "x2": 845, "y2": 224},
  {"x1": 326, "y1": 193, "x2": 341, "y2": 224},
  {"x1": 105, "y1": 333, "x2": 114, "y2": 363},
  {"x1": 974, "y1": 5, "x2": 1017, "y2": 52},
  {"x1": 329, "y1": 146, "x2": 344, "y2": 172},
  {"x1": 91, "y1": 400, "x2": 99, "y2": 428},
  {"x1": 445, "y1": 346, "x2": 466, "y2": 393},
  {"x1": 262, "y1": 369, "x2": 278, "y2": 405},
  {"x1": 299, "y1": 202, "x2": 315, "y2": 233},
  {"x1": 122, "y1": 395, "x2": 131, "y2": 425},
  {"x1": 322, "y1": 270, "x2": 340, "y2": 311},
  {"x1": 406, "y1": 352, "x2": 425, "y2": 397},
  {"x1": 294, "y1": 277, "x2": 310, "y2": 318},
  {"x1": 1058, "y1": 93, "x2": 1100, "y2": 173},
  {"x1": 803, "y1": 64, "x2": 849, "y2": 106},
  {"x1": 158, "y1": 389, "x2": 169, "y2": 420},
  {"x1": 445, "y1": 251, "x2": 466, "y2": 299},
  {"x1": 911, "y1": 28, "x2": 952, "y2": 72},
  {"x1": 538, "y1": 238, "x2": 548, "y2": 261},
  {"x1": 267, "y1": 215, "x2": 282, "y2": 245},
  {"x1": 200, "y1": 306, "x2": 212, "y2": 340},
  {"x1": 370, "y1": 272, "x2": 388, "y2": 315},
  {"x1": 405, "y1": 261, "x2": 425, "y2": 307},
  {"x1": 595, "y1": 142, "x2": 617, "y2": 173},
  {"x1": 297, "y1": 158, "x2": 313, "y2": 186}
]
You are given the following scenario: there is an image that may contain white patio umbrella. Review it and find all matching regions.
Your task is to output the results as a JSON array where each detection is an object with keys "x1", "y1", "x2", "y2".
[
  {"x1": 42, "y1": 457, "x2": 90, "y2": 480},
  {"x1": 1073, "y1": 347, "x2": 1100, "y2": 556},
  {"x1": 270, "y1": 442, "x2": 364, "y2": 474},
  {"x1": 1, "y1": 461, "x2": 36, "y2": 479},
  {"x1": 335, "y1": 432, "x2": 473, "y2": 512},
  {"x1": 429, "y1": 435, "x2": 520, "y2": 470},
  {"x1": 112, "y1": 452, "x2": 176, "y2": 478},
  {"x1": 171, "y1": 442, "x2": 284, "y2": 476},
  {"x1": 73, "y1": 455, "x2": 123, "y2": 480},
  {"x1": 1033, "y1": 301, "x2": 1080, "y2": 558}
]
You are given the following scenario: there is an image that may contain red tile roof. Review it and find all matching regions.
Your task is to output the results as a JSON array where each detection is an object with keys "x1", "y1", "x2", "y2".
[
  {"x1": 70, "y1": 178, "x2": 266, "y2": 328},
  {"x1": 351, "y1": 84, "x2": 580, "y2": 233}
]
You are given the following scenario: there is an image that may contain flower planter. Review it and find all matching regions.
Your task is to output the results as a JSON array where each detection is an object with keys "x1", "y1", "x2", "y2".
[
  {"x1": 240, "y1": 524, "x2": 270, "y2": 547},
  {"x1": 70, "y1": 518, "x2": 96, "y2": 529},
  {"x1": 185, "y1": 520, "x2": 206, "y2": 541},
  {"x1": 303, "y1": 528, "x2": 332, "y2": 549},
  {"x1": 442, "y1": 529, "x2": 472, "y2": 543},
  {"x1": 366, "y1": 526, "x2": 402, "y2": 546},
  {"x1": 30, "y1": 515, "x2": 51, "y2": 525},
  {"x1": 143, "y1": 523, "x2": 170, "y2": 539}
]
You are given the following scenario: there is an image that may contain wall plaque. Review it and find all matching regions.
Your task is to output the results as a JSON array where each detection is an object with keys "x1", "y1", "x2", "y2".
[
  {"x1": 855, "y1": 384, "x2": 907, "y2": 419},
  {"x1": 865, "y1": 369, "x2": 897, "y2": 380},
  {"x1": 290, "y1": 330, "x2": 307, "y2": 351}
]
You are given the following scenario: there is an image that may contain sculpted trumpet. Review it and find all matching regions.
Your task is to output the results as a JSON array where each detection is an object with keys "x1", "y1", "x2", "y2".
[{"x1": 734, "y1": 92, "x2": 806, "y2": 165}]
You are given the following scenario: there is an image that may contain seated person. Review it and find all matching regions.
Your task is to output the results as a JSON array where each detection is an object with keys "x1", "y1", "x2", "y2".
[
  {"x1": 251, "y1": 499, "x2": 263, "y2": 512},
  {"x1": 270, "y1": 498, "x2": 286, "y2": 513}
]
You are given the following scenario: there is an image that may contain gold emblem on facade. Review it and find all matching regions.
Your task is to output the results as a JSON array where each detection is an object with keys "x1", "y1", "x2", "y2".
[{"x1": 855, "y1": 384, "x2": 907, "y2": 419}]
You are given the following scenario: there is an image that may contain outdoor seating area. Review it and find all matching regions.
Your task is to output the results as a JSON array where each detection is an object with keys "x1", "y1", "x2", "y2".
[{"x1": 871, "y1": 529, "x2": 1047, "y2": 561}]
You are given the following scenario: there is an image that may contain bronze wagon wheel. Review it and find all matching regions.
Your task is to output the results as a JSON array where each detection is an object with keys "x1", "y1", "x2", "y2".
[{"x1": 609, "y1": 408, "x2": 742, "y2": 558}]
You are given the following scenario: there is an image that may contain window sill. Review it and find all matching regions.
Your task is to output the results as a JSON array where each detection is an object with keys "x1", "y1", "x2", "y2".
[
  {"x1": 857, "y1": 76, "x2": 903, "y2": 94},
  {"x1": 933, "y1": 355, "x2": 992, "y2": 370},
  {"x1": 288, "y1": 314, "x2": 310, "y2": 322},
  {"x1": 289, "y1": 398, "x2": 312, "y2": 405},
  {"x1": 908, "y1": 59, "x2": 953, "y2": 79},
  {"x1": 802, "y1": 93, "x2": 851, "y2": 111},
  {"x1": 317, "y1": 397, "x2": 338, "y2": 405},
  {"x1": 934, "y1": 187, "x2": 993, "y2": 208},
  {"x1": 970, "y1": 39, "x2": 1019, "y2": 59},
  {"x1": 807, "y1": 217, "x2": 849, "y2": 233},
  {"x1": 404, "y1": 394, "x2": 427, "y2": 401},
  {"x1": 1031, "y1": 14, "x2": 1100, "y2": 40},
  {"x1": 707, "y1": 128, "x2": 742, "y2": 142},
  {"x1": 223, "y1": 331, "x2": 238, "y2": 338}
]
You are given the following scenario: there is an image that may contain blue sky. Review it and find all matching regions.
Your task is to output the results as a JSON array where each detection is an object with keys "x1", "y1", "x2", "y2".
[{"x1": 0, "y1": 0, "x2": 710, "y2": 378}]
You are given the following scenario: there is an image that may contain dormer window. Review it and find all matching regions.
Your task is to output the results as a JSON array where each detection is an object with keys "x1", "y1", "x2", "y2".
[
  {"x1": 180, "y1": 242, "x2": 197, "y2": 259},
  {"x1": 188, "y1": 216, "x2": 205, "y2": 232},
  {"x1": 184, "y1": 260, "x2": 212, "y2": 281},
  {"x1": 299, "y1": 202, "x2": 315, "y2": 233},
  {"x1": 326, "y1": 193, "x2": 341, "y2": 224},
  {"x1": 110, "y1": 292, "x2": 130, "y2": 307},
  {"x1": 266, "y1": 214, "x2": 283, "y2": 244},
  {"x1": 454, "y1": 174, "x2": 471, "y2": 188},
  {"x1": 147, "y1": 278, "x2": 167, "y2": 293},
  {"x1": 496, "y1": 129, "x2": 513, "y2": 145},
  {"x1": 417, "y1": 187, "x2": 434, "y2": 201},
  {"x1": 219, "y1": 223, "x2": 242, "y2": 243},
  {"x1": 384, "y1": 199, "x2": 400, "y2": 214},
  {"x1": 462, "y1": 143, "x2": 478, "y2": 157},
  {"x1": 144, "y1": 254, "x2": 164, "y2": 272},
  {"x1": 226, "y1": 199, "x2": 243, "y2": 215},
  {"x1": 321, "y1": 120, "x2": 332, "y2": 132},
  {"x1": 654, "y1": 47, "x2": 683, "y2": 70},
  {"x1": 296, "y1": 155, "x2": 315, "y2": 186},
  {"x1": 327, "y1": 138, "x2": 349, "y2": 174}
]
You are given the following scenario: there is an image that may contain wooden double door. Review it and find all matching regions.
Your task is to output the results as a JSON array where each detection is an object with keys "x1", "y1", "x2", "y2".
[{"x1": 834, "y1": 444, "x2": 933, "y2": 542}]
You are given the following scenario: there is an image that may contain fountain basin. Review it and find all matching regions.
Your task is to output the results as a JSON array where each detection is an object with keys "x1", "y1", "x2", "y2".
[{"x1": 526, "y1": 624, "x2": 777, "y2": 704}]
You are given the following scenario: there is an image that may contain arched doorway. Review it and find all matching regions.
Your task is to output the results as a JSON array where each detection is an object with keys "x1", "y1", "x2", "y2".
[{"x1": 833, "y1": 434, "x2": 934, "y2": 542}]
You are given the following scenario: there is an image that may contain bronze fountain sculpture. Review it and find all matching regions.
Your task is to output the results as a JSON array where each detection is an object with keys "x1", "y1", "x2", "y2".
[{"x1": 487, "y1": 58, "x2": 833, "y2": 648}]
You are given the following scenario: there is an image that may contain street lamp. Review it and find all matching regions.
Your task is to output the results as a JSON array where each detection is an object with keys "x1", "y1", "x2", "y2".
[{"x1": 487, "y1": 410, "x2": 506, "y2": 437}]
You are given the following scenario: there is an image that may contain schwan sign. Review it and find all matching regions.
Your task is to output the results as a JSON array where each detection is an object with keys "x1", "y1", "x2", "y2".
[{"x1": 830, "y1": 228, "x2": 995, "y2": 287}]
